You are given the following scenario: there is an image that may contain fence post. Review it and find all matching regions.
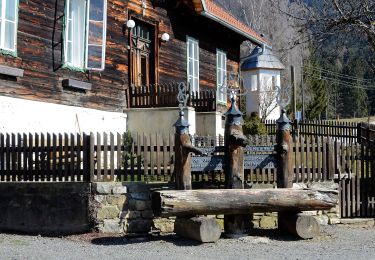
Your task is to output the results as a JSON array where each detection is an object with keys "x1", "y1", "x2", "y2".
[
  {"x1": 371, "y1": 125, "x2": 375, "y2": 184},
  {"x1": 293, "y1": 119, "x2": 299, "y2": 141},
  {"x1": 82, "y1": 133, "x2": 89, "y2": 182},
  {"x1": 89, "y1": 132, "x2": 95, "y2": 182},
  {"x1": 357, "y1": 123, "x2": 362, "y2": 144},
  {"x1": 223, "y1": 95, "x2": 250, "y2": 237},
  {"x1": 327, "y1": 137, "x2": 337, "y2": 180}
]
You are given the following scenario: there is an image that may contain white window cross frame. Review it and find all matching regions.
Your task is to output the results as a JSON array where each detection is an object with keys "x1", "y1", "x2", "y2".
[
  {"x1": 216, "y1": 49, "x2": 227, "y2": 103},
  {"x1": 187, "y1": 36, "x2": 199, "y2": 93}
]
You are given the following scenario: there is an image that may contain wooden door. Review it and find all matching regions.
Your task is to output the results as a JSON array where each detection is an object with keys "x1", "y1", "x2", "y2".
[{"x1": 130, "y1": 22, "x2": 154, "y2": 86}]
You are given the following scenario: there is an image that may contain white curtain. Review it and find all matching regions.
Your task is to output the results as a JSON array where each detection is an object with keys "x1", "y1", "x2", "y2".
[{"x1": 66, "y1": 0, "x2": 86, "y2": 68}]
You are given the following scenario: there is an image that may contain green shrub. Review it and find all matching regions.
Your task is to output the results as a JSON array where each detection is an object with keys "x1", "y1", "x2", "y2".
[
  {"x1": 243, "y1": 112, "x2": 267, "y2": 135},
  {"x1": 121, "y1": 131, "x2": 143, "y2": 168}
]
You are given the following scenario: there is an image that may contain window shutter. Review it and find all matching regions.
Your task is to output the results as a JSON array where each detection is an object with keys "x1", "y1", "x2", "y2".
[{"x1": 86, "y1": 0, "x2": 107, "y2": 70}]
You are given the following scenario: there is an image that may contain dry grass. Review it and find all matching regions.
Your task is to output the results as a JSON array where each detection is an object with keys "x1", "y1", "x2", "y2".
[{"x1": 337, "y1": 116, "x2": 375, "y2": 123}]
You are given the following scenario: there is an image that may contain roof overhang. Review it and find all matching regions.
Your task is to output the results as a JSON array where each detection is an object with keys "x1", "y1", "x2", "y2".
[{"x1": 194, "y1": 0, "x2": 269, "y2": 47}]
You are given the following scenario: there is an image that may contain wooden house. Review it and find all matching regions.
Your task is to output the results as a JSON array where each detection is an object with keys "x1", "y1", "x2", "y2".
[{"x1": 0, "y1": 0, "x2": 267, "y2": 135}]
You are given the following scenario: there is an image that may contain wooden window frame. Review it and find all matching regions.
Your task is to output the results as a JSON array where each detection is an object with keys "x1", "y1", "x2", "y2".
[{"x1": 186, "y1": 36, "x2": 199, "y2": 93}]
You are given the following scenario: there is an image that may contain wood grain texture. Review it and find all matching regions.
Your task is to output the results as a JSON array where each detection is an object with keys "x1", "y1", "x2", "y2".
[
  {"x1": 0, "y1": 0, "x2": 242, "y2": 112},
  {"x1": 152, "y1": 188, "x2": 338, "y2": 217}
]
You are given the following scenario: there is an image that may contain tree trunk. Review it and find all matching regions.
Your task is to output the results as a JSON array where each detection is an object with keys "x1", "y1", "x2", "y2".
[
  {"x1": 152, "y1": 189, "x2": 338, "y2": 217},
  {"x1": 279, "y1": 213, "x2": 320, "y2": 239},
  {"x1": 174, "y1": 216, "x2": 222, "y2": 243}
]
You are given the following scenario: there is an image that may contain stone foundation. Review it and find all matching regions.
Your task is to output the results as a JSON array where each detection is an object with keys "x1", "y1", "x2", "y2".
[
  {"x1": 92, "y1": 182, "x2": 175, "y2": 235},
  {"x1": 92, "y1": 181, "x2": 341, "y2": 234},
  {"x1": 0, "y1": 180, "x2": 344, "y2": 236}
]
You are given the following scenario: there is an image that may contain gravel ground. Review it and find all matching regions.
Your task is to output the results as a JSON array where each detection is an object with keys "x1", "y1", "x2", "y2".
[{"x1": 1, "y1": 225, "x2": 375, "y2": 260}]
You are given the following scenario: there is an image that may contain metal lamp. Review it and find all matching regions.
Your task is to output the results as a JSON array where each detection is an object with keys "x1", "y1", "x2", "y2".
[
  {"x1": 126, "y1": 19, "x2": 135, "y2": 29},
  {"x1": 161, "y1": 32, "x2": 170, "y2": 42}
]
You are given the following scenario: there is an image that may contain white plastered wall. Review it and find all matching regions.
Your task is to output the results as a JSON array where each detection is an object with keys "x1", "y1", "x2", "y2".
[
  {"x1": 0, "y1": 96, "x2": 127, "y2": 134},
  {"x1": 195, "y1": 111, "x2": 224, "y2": 136},
  {"x1": 126, "y1": 107, "x2": 196, "y2": 135}
]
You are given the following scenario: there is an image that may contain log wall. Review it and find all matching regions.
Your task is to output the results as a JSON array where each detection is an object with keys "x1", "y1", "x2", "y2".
[{"x1": 0, "y1": 0, "x2": 242, "y2": 113}]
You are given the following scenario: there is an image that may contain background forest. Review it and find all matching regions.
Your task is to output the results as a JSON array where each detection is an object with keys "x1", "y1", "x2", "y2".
[{"x1": 215, "y1": 0, "x2": 375, "y2": 120}]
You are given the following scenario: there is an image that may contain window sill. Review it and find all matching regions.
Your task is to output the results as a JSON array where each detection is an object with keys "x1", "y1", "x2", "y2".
[
  {"x1": 0, "y1": 49, "x2": 17, "y2": 58},
  {"x1": 62, "y1": 64, "x2": 87, "y2": 73},
  {"x1": 217, "y1": 100, "x2": 228, "y2": 105},
  {"x1": 62, "y1": 79, "x2": 92, "y2": 91},
  {"x1": 0, "y1": 65, "x2": 24, "y2": 77}
]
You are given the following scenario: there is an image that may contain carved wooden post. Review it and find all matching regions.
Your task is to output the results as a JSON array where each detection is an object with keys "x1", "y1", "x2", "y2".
[
  {"x1": 224, "y1": 95, "x2": 250, "y2": 237},
  {"x1": 277, "y1": 109, "x2": 320, "y2": 239},
  {"x1": 173, "y1": 91, "x2": 221, "y2": 243},
  {"x1": 174, "y1": 110, "x2": 202, "y2": 190},
  {"x1": 276, "y1": 109, "x2": 293, "y2": 189}
]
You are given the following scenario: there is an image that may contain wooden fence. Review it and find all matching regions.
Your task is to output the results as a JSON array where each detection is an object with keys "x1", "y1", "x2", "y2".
[
  {"x1": 92, "y1": 133, "x2": 175, "y2": 182},
  {"x1": 1, "y1": 129, "x2": 375, "y2": 218},
  {"x1": 127, "y1": 83, "x2": 216, "y2": 112},
  {"x1": 0, "y1": 132, "x2": 177, "y2": 183},
  {"x1": 264, "y1": 120, "x2": 358, "y2": 142},
  {"x1": 0, "y1": 132, "x2": 367, "y2": 183},
  {"x1": 0, "y1": 133, "x2": 90, "y2": 182},
  {"x1": 340, "y1": 122, "x2": 375, "y2": 218}
]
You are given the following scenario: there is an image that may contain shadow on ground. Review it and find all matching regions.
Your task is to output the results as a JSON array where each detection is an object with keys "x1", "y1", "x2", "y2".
[{"x1": 90, "y1": 228, "x2": 300, "y2": 246}]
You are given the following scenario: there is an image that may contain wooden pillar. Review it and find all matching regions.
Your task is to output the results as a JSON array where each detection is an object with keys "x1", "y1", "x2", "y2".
[
  {"x1": 173, "y1": 109, "x2": 221, "y2": 242},
  {"x1": 276, "y1": 109, "x2": 293, "y2": 189},
  {"x1": 174, "y1": 110, "x2": 202, "y2": 190},
  {"x1": 291, "y1": 66, "x2": 297, "y2": 120},
  {"x1": 276, "y1": 109, "x2": 320, "y2": 239},
  {"x1": 223, "y1": 96, "x2": 250, "y2": 237},
  {"x1": 174, "y1": 132, "x2": 193, "y2": 190}
]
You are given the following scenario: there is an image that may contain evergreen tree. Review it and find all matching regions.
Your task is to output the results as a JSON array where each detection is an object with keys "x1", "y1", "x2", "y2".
[{"x1": 305, "y1": 78, "x2": 328, "y2": 119}]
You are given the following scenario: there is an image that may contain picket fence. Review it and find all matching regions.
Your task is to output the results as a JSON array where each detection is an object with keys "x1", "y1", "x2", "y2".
[{"x1": 1, "y1": 126, "x2": 375, "y2": 218}]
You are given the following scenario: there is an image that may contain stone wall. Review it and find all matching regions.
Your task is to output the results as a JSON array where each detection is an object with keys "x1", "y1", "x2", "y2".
[
  {"x1": 0, "y1": 183, "x2": 90, "y2": 235},
  {"x1": 0, "y1": 181, "x2": 341, "y2": 236},
  {"x1": 92, "y1": 182, "x2": 175, "y2": 235},
  {"x1": 92, "y1": 181, "x2": 341, "y2": 234}
]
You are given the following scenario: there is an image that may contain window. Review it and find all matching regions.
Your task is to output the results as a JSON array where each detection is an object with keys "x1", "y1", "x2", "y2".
[
  {"x1": 0, "y1": 0, "x2": 18, "y2": 54},
  {"x1": 216, "y1": 49, "x2": 227, "y2": 103},
  {"x1": 187, "y1": 36, "x2": 199, "y2": 92},
  {"x1": 64, "y1": 0, "x2": 107, "y2": 70}
]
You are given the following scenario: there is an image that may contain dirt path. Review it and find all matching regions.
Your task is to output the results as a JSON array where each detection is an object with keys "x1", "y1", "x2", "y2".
[{"x1": 1, "y1": 225, "x2": 375, "y2": 260}]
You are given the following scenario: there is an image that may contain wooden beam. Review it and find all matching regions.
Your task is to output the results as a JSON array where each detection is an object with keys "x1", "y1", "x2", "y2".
[
  {"x1": 279, "y1": 213, "x2": 320, "y2": 239},
  {"x1": 152, "y1": 189, "x2": 338, "y2": 217},
  {"x1": 62, "y1": 79, "x2": 92, "y2": 91},
  {"x1": 174, "y1": 216, "x2": 222, "y2": 243},
  {"x1": 0, "y1": 65, "x2": 24, "y2": 77}
]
